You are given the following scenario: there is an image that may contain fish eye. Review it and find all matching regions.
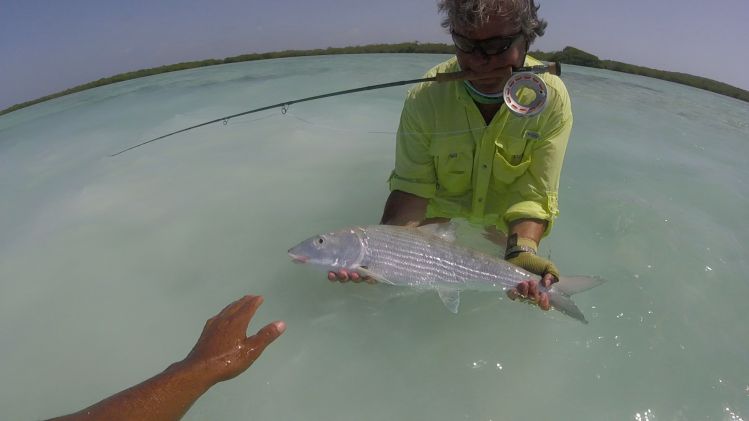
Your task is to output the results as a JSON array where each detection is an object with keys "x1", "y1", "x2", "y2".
[{"x1": 316, "y1": 237, "x2": 324, "y2": 245}]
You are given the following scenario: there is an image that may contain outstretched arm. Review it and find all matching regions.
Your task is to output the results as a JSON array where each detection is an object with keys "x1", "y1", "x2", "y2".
[{"x1": 49, "y1": 295, "x2": 285, "y2": 421}]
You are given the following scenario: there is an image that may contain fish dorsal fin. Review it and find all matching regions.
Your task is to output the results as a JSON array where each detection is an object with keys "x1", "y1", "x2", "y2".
[
  {"x1": 437, "y1": 288, "x2": 461, "y2": 314},
  {"x1": 356, "y1": 266, "x2": 395, "y2": 285},
  {"x1": 417, "y1": 222, "x2": 457, "y2": 243}
]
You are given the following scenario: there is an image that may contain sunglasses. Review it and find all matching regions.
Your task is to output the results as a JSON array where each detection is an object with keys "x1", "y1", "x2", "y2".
[{"x1": 450, "y1": 30, "x2": 525, "y2": 56}]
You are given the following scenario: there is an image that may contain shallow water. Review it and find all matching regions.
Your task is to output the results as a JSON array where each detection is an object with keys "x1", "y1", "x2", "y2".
[{"x1": 1, "y1": 54, "x2": 748, "y2": 420}]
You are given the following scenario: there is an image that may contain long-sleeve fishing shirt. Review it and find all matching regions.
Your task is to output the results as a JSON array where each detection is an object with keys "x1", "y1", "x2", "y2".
[{"x1": 388, "y1": 55, "x2": 573, "y2": 236}]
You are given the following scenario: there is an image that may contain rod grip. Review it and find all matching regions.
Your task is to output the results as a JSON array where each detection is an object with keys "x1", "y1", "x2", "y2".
[{"x1": 549, "y1": 61, "x2": 562, "y2": 76}]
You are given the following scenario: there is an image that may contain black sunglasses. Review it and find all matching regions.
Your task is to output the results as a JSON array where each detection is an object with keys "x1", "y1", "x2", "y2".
[{"x1": 450, "y1": 31, "x2": 525, "y2": 56}]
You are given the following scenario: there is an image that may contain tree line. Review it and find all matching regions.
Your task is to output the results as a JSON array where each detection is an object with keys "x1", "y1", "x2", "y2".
[
  {"x1": 530, "y1": 46, "x2": 749, "y2": 102},
  {"x1": 2, "y1": 43, "x2": 746, "y2": 116}
]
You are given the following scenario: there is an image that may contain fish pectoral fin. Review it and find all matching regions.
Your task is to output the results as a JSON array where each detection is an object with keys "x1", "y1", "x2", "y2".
[
  {"x1": 356, "y1": 267, "x2": 395, "y2": 285},
  {"x1": 436, "y1": 288, "x2": 461, "y2": 314}
]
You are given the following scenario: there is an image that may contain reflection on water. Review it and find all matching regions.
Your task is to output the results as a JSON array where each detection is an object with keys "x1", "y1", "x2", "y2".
[{"x1": 1, "y1": 55, "x2": 748, "y2": 420}]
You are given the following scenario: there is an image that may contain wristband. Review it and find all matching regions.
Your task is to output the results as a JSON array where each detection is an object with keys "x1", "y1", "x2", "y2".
[{"x1": 505, "y1": 234, "x2": 538, "y2": 259}]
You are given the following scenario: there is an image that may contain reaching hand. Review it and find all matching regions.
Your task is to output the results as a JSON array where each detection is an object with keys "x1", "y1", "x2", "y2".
[{"x1": 182, "y1": 295, "x2": 285, "y2": 385}]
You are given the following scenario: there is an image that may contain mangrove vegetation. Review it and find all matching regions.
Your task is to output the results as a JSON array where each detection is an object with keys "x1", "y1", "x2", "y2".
[{"x1": 2, "y1": 43, "x2": 747, "y2": 116}]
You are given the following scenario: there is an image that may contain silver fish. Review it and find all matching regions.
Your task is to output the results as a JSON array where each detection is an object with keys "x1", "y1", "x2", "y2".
[{"x1": 288, "y1": 224, "x2": 604, "y2": 323}]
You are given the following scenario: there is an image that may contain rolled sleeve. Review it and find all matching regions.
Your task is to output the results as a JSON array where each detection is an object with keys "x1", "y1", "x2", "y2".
[
  {"x1": 388, "y1": 172, "x2": 437, "y2": 198},
  {"x1": 503, "y1": 199, "x2": 554, "y2": 233}
]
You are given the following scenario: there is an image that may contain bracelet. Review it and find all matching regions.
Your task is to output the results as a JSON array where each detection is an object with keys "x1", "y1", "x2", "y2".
[
  {"x1": 505, "y1": 244, "x2": 537, "y2": 258},
  {"x1": 505, "y1": 234, "x2": 538, "y2": 259}
]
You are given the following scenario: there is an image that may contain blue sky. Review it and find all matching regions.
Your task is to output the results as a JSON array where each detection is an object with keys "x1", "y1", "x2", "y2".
[{"x1": 1, "y1": 0, "x2": 748, "y2": 109}]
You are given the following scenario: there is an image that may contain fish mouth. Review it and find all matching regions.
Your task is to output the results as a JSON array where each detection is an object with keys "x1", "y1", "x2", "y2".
[{"x1": 287, "y1": 252, "x2": 309, "y2": 264}]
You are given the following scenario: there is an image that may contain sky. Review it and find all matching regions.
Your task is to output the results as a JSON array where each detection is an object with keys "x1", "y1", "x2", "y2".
[{"x1": 1, "y1": 0, "x2": 748, "y2": 109}]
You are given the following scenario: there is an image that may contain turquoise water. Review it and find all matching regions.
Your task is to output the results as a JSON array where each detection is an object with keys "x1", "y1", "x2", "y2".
[{"x1": 1, "y1": 54, "x2": 748, "y2": 420}]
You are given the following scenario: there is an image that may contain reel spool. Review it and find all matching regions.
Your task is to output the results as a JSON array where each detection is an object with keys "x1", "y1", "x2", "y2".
[{"x1": 503, "y1": 71, "x2": 548, "y2": 117}]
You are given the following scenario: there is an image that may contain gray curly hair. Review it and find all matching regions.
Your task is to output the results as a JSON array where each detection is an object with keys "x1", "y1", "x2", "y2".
[{"x1": 437, "y1": 0, "x2": 547, "y2": 44}]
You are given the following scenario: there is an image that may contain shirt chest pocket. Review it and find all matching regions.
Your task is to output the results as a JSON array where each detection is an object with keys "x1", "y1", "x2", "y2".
[
  {"x1": 493, "y1": 134, "x2": 532, "y2": 185},
  {"x1": 431, "y1": 140, "x2": 474, "y2": 195}
]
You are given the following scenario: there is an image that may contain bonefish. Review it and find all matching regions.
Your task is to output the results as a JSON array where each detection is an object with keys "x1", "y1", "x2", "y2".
[{"x1": 288, "y1": 224, "x2": 604, "y2": 323}]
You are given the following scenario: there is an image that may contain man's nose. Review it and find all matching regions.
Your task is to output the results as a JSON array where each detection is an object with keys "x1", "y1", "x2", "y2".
[{"x1": 466, "y1": 51, "x2": 494, "y2": 69}]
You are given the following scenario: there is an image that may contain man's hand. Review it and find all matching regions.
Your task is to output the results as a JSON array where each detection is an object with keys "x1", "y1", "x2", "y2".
[
  {"x1": 182, "y1": 295, "x2": 286, "y2": 385},
  {"x1": 504, "y1": 229, "x2": 559, "y2": 311},
  {"x1": 507, "y1": 256, "x2": 559, "y2": 311},
  {"x1": 327, "y1": 269, "x2": 376, "y2": 284}
]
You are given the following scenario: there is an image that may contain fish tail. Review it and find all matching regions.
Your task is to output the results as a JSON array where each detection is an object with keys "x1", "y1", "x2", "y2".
[{"x1": 548, "y1": 276, "x2": 606, "y2": 324}]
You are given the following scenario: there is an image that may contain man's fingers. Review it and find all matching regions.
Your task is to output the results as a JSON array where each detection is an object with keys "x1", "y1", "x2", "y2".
[
  {"x1": 542, "y1": 273, "x2": 557, "y2": 288},
  {"x1": 528, "y1": 281, "x2": 539, "y2": 300},
  {"x1": 509, "y1": 281, "x2": 553, "y2": 310},
  {"x1": 217, "y1": 295, "x2": 259, "y2": 319},
  {"x1": 247, "y1": 321, "x2": 286, "y2": 350},
  {"x1": 233, "y1": 295, "x2": 264, "y2": 329},
  {"x1": 516, "y1": 281, "x2": 529, "y2": 297},
  {"x1": 350, "y1": 272, "x2": 361, "y2": 283},
  {"x1": 538, "y1": 292, "x2": 551, "y2": 311}
]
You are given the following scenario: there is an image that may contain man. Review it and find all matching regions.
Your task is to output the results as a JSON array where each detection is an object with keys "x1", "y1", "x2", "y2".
[
  {"x1": 332, "y1": 0, "x2": 572, "y2": 312},
  {"x1": 49, "y1": 295, "x2": 285, "y2": 421}
]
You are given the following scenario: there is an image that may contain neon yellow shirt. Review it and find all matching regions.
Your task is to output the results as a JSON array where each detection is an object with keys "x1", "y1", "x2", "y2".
[{"x1": 388, "y1": 55, "x2": 573, "y2": 235}]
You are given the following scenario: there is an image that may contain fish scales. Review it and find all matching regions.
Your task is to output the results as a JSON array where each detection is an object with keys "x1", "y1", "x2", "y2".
[{"x1": 361, "y1": 225, "x2": 528, "y2": 290}]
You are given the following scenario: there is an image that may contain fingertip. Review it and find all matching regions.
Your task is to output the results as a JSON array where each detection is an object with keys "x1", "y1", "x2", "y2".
[
  {"x1": 254, "y1": 321, "x2": 285, "y2": 343},
  {"x1": 328, "y1": 272, "x2": 336, "y2": 281},
  {"x1": 274, "y1": 320, "x2": 287, "y2": 335},
  {"x1": 244, "y1": 295, "x2": 263, "y2": 310},
  {"x1": 528, "y1": 280, "x2": 539, "y2": 299},
  {"x1": 517, "y1": 282, "x2": 529, "y2": 297},
  {"x1": 543, "y1": 275, "x2": 556, "y2": 288},
  {"x1": 539, "y1": 293, "x2": 550, "y2": 311}
]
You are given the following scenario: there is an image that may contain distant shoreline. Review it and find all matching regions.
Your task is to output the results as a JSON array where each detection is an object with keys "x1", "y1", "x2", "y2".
[{"x1": 2, "y1": 43, "x2": 747, "y2": 117}]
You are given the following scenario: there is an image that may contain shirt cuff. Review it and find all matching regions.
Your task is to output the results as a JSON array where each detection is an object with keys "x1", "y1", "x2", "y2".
[
  {"x1": 388, "y1": 172, "x2": 437, "y2": 199},
  {"x1": 503, "y1": 200, "x2": 555, "y2": 236}
]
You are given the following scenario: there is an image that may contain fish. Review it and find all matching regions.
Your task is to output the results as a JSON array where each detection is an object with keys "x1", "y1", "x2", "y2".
[{"x1": 288, "y1": 224, "x2": 605, "y2": 323}]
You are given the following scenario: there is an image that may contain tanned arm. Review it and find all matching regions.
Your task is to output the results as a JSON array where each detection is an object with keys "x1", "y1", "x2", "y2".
[{"x1": 48, "y1": 295, "x2": 285, "y2": 421}]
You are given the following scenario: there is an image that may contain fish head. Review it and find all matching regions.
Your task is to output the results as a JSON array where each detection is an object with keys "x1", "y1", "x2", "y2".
[{"x1": 288, "y1": 227, "x2": 364, "y2": 270}]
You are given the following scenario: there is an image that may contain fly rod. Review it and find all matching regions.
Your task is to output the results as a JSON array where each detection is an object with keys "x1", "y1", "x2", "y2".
[{"x1": 111, "y1": 62, "x2": 560, "y2": 157}]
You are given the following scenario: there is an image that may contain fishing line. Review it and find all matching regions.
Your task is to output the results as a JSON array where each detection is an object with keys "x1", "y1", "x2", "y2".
[
  {"x1": 199, "y1": 107, "x2": 491, "y2": 137},
  {"x1": 110, "y1": 62, "x2": 560, "y2": 157},
  {"x1": 284, "y1": 108, "x2": 491, "y2": 137}
]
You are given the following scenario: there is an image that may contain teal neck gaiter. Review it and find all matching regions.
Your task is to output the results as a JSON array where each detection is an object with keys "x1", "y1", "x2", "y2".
[{"x1": 463, "y1": 80, "x2": 504, "y2": 105}]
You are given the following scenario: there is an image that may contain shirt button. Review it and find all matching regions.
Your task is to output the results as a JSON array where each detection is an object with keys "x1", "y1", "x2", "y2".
[
  {"x1": 478, "y1": 197, "x2": 483, "y2": 202},
  {"x1": 482, "y1": 164, "x2": 488, "y2": 169}
]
